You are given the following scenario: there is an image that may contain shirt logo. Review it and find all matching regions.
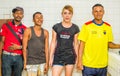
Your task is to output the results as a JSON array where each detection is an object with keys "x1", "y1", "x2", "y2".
[
  {"x1": 60, "y1": 32, "x2": 70, "y2": 39},
  {"x1": 18, "y1": 28, "x2": 24, "y2": 34},
  {"x1": 103, "y1": 30, "x2": 106, "y2": 35},
  {"x1": 92, "y1": 31, "x2": 97, "y2": 34},
  {"x1": 16, "y1": 28, "x2": 24, "y2": 39}
]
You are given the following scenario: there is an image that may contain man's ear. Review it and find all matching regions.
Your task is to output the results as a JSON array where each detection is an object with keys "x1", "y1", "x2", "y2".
[
  {"x1": 32, "y1": 19, "x2": 34, "y2": 22},
  {"x1": 92, "y1": 11, "x2": 94, "y2": 15},
  {"x1": 22, "y1": 15, "x2": 24, "y2": 18},
  {"x1": 103, "y1": 10, "x2": 105, "y2": 14},
  {"x1": 12, "y1": 13, "x2": 14, "y2": 17}
]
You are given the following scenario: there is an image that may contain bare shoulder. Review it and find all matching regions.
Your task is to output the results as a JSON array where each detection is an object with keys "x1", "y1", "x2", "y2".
[
  {"x1": 24, "y1": 27, "x2": 31, "y2": 33},
  {"x1": 24, "y1": 27, "x2": 32, "y2": 37},
  {"x1": 43, "y1": 29, "x2": 49, "y2": 37}
]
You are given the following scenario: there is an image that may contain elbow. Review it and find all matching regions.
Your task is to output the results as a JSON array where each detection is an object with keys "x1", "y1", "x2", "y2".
[{"x1": 22, "y1": 48, "x2": 27, "y2": 53}]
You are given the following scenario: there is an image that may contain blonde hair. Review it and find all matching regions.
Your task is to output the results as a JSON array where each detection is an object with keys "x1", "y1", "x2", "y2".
[{"x1": 62, "y1": 5, "x2": 73, "y2": 14}]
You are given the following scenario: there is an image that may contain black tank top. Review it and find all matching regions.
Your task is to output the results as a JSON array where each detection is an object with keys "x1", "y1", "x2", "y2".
[
  {"x1": 27, "y1": 27, "x2": 46, "y2": 64},
  {"x1": 53, "y1": 22, "x2": 79, "y2": 58}
]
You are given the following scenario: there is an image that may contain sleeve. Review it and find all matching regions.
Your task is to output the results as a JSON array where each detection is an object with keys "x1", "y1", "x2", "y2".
[
  {"x1": 108, "y1": 26, "x2": 113, "y2": 42},
  {"x1": 21, "y1": 25, "x2": 27, "y2": 34},
  {"x1": 1, "y1": 24, "x2": 8, "y2": 36},
  {"x1": 74, "y1": 25, "x2": 80, "y2": 34},
  {"x1": 52, "y1": 24, "x2": 58, "y2": 33},
  {"x1": 78, "y1": 24, "x2": 88, "y2": 42}
]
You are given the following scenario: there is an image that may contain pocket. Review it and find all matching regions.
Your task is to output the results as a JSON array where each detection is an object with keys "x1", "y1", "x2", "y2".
[{"x1": 2, "y1": 54, "x2": 10, "y2": 64}]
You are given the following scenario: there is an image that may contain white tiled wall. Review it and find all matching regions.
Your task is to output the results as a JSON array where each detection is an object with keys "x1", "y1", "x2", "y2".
[
  {"x1": 0, "y1": 0, "x2": 120, "y2": 42},
  {"x1": 0, "y1": 0, "x2": 120, "y2": 76}
]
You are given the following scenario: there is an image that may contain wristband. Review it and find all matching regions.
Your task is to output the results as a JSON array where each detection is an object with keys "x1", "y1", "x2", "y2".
[{"x1": 20, "y1": 45, "x2": 22, "y2": 49}]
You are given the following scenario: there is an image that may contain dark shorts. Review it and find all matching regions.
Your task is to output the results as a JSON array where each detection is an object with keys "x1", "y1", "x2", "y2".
[
  {"x1": 53, "y1": 54, "x2": 76, "y2": 66},
  {"x1": 82, "y1": 66, "x2": 107, "y2": 76}
]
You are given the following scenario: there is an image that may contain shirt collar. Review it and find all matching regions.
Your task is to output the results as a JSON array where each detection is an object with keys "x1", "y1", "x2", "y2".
[
  {"x1": 92, "y1": 19, "x2": 104, "y2": 26},
  {"x1": 12, "y1": 20, "x2": 22, "y2": 26}
]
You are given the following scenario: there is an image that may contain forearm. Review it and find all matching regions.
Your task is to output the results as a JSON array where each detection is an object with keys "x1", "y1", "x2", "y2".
[
  {"x1": 73, "y1": 33, "x2": 79, "y2": 57},
  {"x1": 45, "y1": 48, "x2": 49, "y2": 65},
  {"x1": 78, "y1": 50, "x2": 83, "y2": 63},
  {"x1": 0, "y1": 40, "x2": 4, "y2": 56},
  {"x1": 50, "y1": 43, "x2": 56, "y2": 59},
  {"x1": 50, "y1": 30, "x2": 56, "y2": 61},
  {"x1": 74, "y1": 43, "x2": 79, "y2": 57},
  {"x1": 23, "y1": 48, "x2": 27, "y2": 65},
  {"x1": 44, "y1": 30, "x2": 49, "y2": 65},
  {"x1": 78, "y1": 41, "x2": 85, "y2": 63},
  {"x1": 108, "y1": 42, "x2": 120, "y2": 49},
  {"x1": 22, "y1": 28, "x2": 30, "y2": 67},
  {"x1": 73, "y1": 33, "x2": 79, "y2": 58}
]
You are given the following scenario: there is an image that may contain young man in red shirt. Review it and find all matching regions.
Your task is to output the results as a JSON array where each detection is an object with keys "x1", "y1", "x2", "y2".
[{"x1": 0, "y1": 7, "x2": 26, "y2": 76}]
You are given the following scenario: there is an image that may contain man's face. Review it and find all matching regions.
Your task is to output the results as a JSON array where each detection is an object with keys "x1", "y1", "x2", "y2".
[
  {"x1": 33, "y1": 13, "x2": 43, "y2": 26},
  {"x1": 13, "y1": 10, "x2": 24, "y2": 22},
  {"x1": 92, "y1": 6, "x2": 104, "y2": 21}
]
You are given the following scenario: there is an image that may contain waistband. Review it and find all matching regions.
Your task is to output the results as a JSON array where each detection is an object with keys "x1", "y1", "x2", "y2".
[{"x1": 3, "y1": 50, "x2": 21, "y2": 56}]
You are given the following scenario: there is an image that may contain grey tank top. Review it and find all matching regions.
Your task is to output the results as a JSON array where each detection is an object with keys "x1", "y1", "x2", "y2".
[{"x1": 27, "y1": 27, "x2": 46, "y2": 64}]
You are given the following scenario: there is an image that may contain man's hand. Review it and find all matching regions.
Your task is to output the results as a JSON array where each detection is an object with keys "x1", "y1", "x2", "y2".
[
  {"x1": 49, "y1": 57, "x2": 53, "y2": 68},
  {"x1": 77, "y1": 61, "x2": 83, "y2": 71},
  {"x1": 23, "y1": 63, "x2": 27, "y2": 70},
  {"x1": 8, "y1": 43, "x2": 21, "y2": 50},
  {"x1": 44, "y1": 63, "x2": 49, "y2": 75}
]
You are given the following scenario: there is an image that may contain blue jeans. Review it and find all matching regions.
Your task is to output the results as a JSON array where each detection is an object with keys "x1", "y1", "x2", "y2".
[
  {"x1": 82, "y1": 66, "x2": 107, "y2": 76},
  {"x1": 2, "y1": 54, "x2": 23, "y2": 76}
]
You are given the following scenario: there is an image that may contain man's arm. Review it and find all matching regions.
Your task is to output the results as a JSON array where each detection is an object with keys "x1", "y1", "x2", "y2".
[
  {"x1": 22, "y1": 28, "x2": 30, "y2": 69},
  {"x1": 0, "y1": 36, "x2": 5, "y2": 56},
  {"x1": 108, "y1": 42, "x2": 120, "y2": 49},
  {"x1": 77, "y1": 40, "x2": 85, "y2": 70},
  {"x1": 44, "y1": 29, "x2": 49, "y2": 74},
  {"x1": 49, "y1": 30, "x2": 57, "y2": 67},
  {"x1": 8, "y1": 43, "x2": 22, "y2": 51},
  {"x1": 0, "y1": 36, "x2": 5, "y2": 76}
]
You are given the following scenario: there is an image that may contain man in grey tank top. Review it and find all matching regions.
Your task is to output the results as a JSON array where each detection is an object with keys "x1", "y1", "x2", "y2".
[{"x1": 22, "y1": 12, "x2": 49, "y2": 76}]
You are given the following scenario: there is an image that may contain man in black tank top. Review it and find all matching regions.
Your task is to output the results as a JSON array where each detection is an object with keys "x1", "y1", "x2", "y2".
[{"x1": 22, "y1": 12, "x2": 49, "y2": 76}]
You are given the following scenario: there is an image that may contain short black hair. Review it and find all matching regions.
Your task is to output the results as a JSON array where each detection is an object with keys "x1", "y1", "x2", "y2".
[
  {"x1": 33, "y1": 12, "x2": 42, "y2": 19},
  {"x1": 92, "y1": 4, "x2": 104, "y2": 10},
  {"x1": 12, "y1": 7, "x2": 24, "y2": 13}
]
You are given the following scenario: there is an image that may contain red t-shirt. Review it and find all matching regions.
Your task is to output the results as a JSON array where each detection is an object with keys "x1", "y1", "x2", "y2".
[{"x1": 1, "y1": 20, "x2": 26, "y2": 55}]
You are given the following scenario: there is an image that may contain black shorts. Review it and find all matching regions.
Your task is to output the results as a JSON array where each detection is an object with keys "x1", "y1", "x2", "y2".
[{"x1": 53, "y1": 54, "x2": 76, "y2": 66}]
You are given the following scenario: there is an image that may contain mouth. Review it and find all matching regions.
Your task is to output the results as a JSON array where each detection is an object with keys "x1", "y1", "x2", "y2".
[
  {"x1": 16, "y1": 17, "x2": 22, "y2": 19},
  {"x1": 14, "y1": 17, "x2": 22, "y2": 22},
  {"x1": 65, "y1": 18, "x2": 70, "y2": 20},
  {"x1": 36, "y1": 21, "x2": 43, "y2": 25}
]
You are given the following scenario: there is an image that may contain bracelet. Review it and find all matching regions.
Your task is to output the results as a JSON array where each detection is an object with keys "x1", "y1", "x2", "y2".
[{"x1": 20, "y1": 45, "x2": 22, "y2": 49}]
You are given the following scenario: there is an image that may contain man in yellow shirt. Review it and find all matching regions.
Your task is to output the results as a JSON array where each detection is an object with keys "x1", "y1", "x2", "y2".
[{"x1": 77, "y1": 4, "x2": 120, "y2": 76}]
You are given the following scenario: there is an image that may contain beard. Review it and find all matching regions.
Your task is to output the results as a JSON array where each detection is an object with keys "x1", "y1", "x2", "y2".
[
  {"x1": 14, "y1": 19, "x2": 21, "y2": 22},
  {"x1": 14, "y1": 17, "x2": 22, "y2": 22}
]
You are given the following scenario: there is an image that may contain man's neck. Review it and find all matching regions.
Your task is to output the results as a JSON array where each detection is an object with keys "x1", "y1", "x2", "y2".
[
  {"x1": 94, "y1": 19, "x2": 103, "y2": 24},
  {"x1": 13, "y1": 20, "x2": 21, "y2": 25},
  {"x1": 34, "y1": 25, "x2": 41, "y2": 31}
]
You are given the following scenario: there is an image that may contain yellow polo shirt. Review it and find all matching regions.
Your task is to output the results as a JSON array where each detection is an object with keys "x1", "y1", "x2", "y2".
[{"x1": 78, "y1": 20, "x2": 113, "y2": 68}]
